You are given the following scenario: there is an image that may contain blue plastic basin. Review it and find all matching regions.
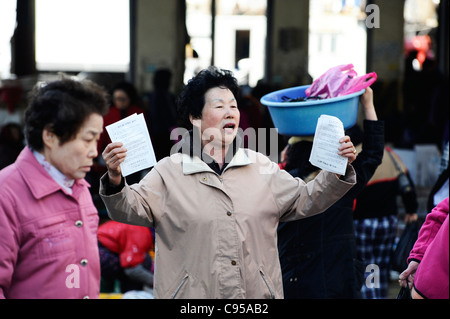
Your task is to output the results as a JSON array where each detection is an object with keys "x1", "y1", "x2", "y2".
[{"x1": 260, "y1": 85, "x2": 364, "y2": 136}]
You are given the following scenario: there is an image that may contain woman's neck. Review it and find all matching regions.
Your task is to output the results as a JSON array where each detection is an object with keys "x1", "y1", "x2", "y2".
[{"x1": 202, "y1": 142, "x2": 229, "y2": 169}]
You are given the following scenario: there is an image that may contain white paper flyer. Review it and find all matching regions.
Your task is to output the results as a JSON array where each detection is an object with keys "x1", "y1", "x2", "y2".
[
  {"x1": 105, "y1": 113, "x2": 157, "y2": 177},
  {"x1": 309, "y1": 114, "x2": 348, "y2": 175}
]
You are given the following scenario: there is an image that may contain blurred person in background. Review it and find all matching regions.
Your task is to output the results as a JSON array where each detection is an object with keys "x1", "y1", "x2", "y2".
[
  {"x1": 277, "y1": 87, "x2": 384, "y2": 298},
  {"x1": 144, "y1": 68, "x2": 177, "y2": 161},
  {"x1": 96, "y1": 81, "x2": 145, "y2": 184},
  {"x1": 0, "y1": 122, "x2": 24, "y2": 170},
  {"x1": 353, "y1": 145, "x2": 418, "y2": 299}
]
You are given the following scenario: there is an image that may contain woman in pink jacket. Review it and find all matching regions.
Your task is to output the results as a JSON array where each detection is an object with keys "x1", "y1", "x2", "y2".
[
  {"x1": 399, "y1": 197, "x2": 449, "y2": 299},
  {"x1": 0, "y1": 78, "x2": 108, "y2": 298}
]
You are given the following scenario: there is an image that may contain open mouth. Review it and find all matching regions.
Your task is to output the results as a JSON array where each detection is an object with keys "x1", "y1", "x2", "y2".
[
  {"x1": 223, "y1": 123, "x2": 236, "y2": 133},
  {"x1": 223, "y1": 123, "x2": 236, "y2": 134}
]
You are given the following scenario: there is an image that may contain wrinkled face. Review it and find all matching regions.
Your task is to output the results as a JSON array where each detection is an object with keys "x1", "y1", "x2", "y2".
[
  {"x1": 191, "y1": 87, "x2": 240, "y2": 149},
  {"x1": 43, "y1": 113, "x2": 103, "y2": 180}
]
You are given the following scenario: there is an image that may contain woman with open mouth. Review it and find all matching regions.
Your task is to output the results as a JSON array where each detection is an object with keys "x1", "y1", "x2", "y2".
[{"x1": 100, "y1": 66, "x2": 358, "y2": 299}]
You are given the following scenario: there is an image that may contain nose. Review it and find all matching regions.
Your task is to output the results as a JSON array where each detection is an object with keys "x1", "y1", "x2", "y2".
[
  {"x1": 224, "y1": 105, "x2": 237, "y2": 118},
  {"x1": 88, "y1": 143, "x2": 98, "y2": 159}
]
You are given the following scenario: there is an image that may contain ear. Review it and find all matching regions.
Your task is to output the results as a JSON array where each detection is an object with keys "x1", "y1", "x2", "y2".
[
  {"x1": 42, "y1": 127, "x2": 57, "y2": 149},
  {"x1": 190, "y1": 115, "x2": 201, "y2": 129}
]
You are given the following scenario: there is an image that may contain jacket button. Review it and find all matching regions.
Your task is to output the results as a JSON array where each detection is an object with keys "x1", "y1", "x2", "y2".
[
  {"x1": 226, "y1": 211, "x2": 232, "y2": 216},
  {"x1": 80, "y1": 259, "x2": 88, "y2": 266},
  {"x1": 75, "y1": 220, "x2": 83, "y2": 228},
  {"x1": 231, "y1": 260, "x2": 237, "y2": 266}
]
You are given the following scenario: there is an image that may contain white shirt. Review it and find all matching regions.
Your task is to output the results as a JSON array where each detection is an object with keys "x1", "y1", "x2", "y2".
[{"x1": 32, "y1": 150, "x2": 75, "y2": 194}]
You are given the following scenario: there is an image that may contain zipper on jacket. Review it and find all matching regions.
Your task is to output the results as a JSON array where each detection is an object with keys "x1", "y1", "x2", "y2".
[
  {"x1": 259, "y1": 270, "x2": 275, "y2": 299},
  {"x1": 171, "y1": 274, "x2": 189, "y2": 299}
]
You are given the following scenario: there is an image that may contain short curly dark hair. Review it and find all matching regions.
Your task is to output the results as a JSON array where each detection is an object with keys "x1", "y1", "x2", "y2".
[
  {"x1": 24, "y1": 77, "x2": 109, "y2": 151},
  {"x1": 177, "y1": 67, "x2": 240, "y2": 129}
]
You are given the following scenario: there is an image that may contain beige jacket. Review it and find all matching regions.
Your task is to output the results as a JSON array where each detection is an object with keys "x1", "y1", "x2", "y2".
[{"x1": 99, "y1": 148, "x2": 356, "y2": 299}]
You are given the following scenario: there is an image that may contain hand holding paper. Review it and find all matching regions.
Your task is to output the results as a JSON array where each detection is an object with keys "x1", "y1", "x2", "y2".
[
  {"x1": 105, "y1": 113, "x2": 157, "y2": 177},
  {"x1": 309, "y1": 115, "x2": 348, "y2": 175}
]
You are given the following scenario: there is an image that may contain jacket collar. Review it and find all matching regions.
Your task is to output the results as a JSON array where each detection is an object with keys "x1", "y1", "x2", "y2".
[
  {"x1": 176, "y1": 130, "x2": 252, "y2": 175},
  {"x1": 16, "y1": 147, "x2": 90, "y2": 199},
  {"x1": 182, "y1": 148, "x2": 252, "y2": 175},
  {"x1": 32, "y1": 149, "x2": 75, "y2": 194}
]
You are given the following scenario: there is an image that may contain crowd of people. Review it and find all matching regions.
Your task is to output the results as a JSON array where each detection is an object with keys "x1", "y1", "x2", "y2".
[{"x1": 0, "y1": 66, "x2": 448, "y2": 299}]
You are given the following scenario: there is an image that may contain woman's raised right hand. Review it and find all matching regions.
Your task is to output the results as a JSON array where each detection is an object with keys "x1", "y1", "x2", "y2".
[{"x1": 102, "y1": 142, "x2": 127, "y2": 185}]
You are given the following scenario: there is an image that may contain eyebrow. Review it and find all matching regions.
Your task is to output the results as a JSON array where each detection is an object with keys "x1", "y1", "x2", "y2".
[
  {"x1": 211, "y1": 98, "x2": 236, "y2": 103},
  {"x1": 84, "y1": 129, "x2": 102, "y2": 137}
]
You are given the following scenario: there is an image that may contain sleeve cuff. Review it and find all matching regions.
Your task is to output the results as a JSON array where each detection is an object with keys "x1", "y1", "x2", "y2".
[{"x1": 101, "y1": 173, "x2": 125, "y2": 195}]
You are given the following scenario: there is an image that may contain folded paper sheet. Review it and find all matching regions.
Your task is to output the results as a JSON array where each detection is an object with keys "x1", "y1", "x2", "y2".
[
  {"x1": 106, "y1": 113, "x2": 157, "y2": 177},
  {"x1": 309, "y1": 114, "x2": 348, "y2": 175}
]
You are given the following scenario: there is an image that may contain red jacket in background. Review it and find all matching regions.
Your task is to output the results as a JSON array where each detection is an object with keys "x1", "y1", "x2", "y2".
[{"x1": 97, "y1": 220, "x2": 154, "y2": 269}]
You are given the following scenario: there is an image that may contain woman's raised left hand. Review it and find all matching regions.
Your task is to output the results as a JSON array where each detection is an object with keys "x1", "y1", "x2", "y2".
[{"x1": 338, "y1": 135, "x2": 357, "y2": 164}]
